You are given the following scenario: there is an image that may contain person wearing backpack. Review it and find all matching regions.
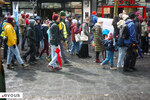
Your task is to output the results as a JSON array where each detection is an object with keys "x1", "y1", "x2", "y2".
[
  {"x1": 123, "y1": 12, "x2": 138, "y2": 72},
  {"x1": 117, "y1": 14, "x2": 129, "y2": 68},
  {"x1": 89, "y1": 11, "x2": 98, "y2": 41}
]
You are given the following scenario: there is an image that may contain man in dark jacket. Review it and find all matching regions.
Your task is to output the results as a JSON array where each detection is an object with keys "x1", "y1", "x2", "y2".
[
  {"x1": 48, "y1": 14, "x2": 62, "y2": 71},
  {"x1": 35, "y1": 16, "x2": 42, "y2": 57},
  {"x1": 22, "y1": 20, "x2": 36, "y2": 65},
  {"x1": 135, "y1": 16, "x2": 141, "y2": 44},
  {"x1": 65, "y1": 14, "x2": 72, "y2": 52},
  {"x1": 123, "y1": 12, "x2": 138, "y2": 72}
]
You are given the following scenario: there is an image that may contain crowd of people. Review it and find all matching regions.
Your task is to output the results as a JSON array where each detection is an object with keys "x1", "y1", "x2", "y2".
[{"x1": 0, "y1": 10, "x2": 150, "y2": 72}]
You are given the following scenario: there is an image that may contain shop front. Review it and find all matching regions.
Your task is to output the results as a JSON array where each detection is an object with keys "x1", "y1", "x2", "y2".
[{"x1": 97, "y1": 0, "x2": 147, "y2": 18}]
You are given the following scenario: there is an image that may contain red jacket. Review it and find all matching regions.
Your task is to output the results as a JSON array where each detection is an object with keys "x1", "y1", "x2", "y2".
[{"x1": 71, "y1": 23, "x2": 78, "y2": 42}]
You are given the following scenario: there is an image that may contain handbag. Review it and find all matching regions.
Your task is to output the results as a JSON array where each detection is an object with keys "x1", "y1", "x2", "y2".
[
  {"x1": 80, "y1": 31, "x2": 88, "y2": 42},
  {"x1": 75, "y1": 34, "x2": 81, "y2": 42}
]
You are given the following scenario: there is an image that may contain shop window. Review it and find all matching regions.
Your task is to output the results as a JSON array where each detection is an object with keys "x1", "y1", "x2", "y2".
[
  {"x1": 13, "y1": 1, "x2": 37, "y2": 9},
  {"x1": 41, "y1": 3, "x2": 61, "y2": 9},
  {"x1": 65, "y1": 2, "x2": 82, "y2": 8}
]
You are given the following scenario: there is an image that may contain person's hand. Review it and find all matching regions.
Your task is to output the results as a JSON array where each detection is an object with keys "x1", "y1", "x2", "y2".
[{"x1": 13, "y1": 45, "x2": 16, "y2": 49}]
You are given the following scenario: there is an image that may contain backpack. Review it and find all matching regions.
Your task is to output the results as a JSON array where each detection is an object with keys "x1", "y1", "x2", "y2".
[
  {"x1": 89, "y1": 16, "x2": 94, "y2": 27},
  {"x1": 117, "y1": 23, "x2": 130, "y2": 47}
]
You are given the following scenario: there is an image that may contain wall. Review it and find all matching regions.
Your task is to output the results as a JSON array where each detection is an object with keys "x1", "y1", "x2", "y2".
[{"x1": 83, "y1": 0, "x2": 91, "y2": 19}]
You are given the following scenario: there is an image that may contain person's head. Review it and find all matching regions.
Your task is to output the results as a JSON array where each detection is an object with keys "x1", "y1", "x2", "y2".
[
  {"x1": 72, "y1": 19, "x2": 77, "y2": 25},
  {"x1": 112, "y1": 15, "x2": 120, "y2": 25},
  {"x1": 59, "y1": 11, "x2": 66, "y2": 20},
  {"x1": 26, "y1": 14, "x2": 30, "y2": 19},
  {"x1": 84, "y1": 17, "x2": 90, "y2": 23},
  {"x1": 52, "y1": 14, "x2": 59, "y2": 22},
  {"x1": 66, "y1": 14, "x2": 72, "y2": 21},
  {"x1": 135, "y1": 11, "x2": 140, "y2": 16},
  {"x1": 92, "y1": 11, "x2": 97, "y2": 16},
  {"x1": 128, "y1": 12, "x2": 136, "y2": 20},
  {"x1": 122, "y1": 15, "x2": 129, "y2": 21},
  {"x1": 35, "y1": 16, "x2": 41, "y2": 23},
  {"x1": 77, "y1": 15, "x2": 81, "y2": 20},
  {"x1": 97, "y1": 18, "x2": 103, "y2": 25},
  {"x1": 7, "y1": 17, "x2": 15, "y2": 27},
  {"x1": 29, "y1": 19, "x2": 35, "y2": 29},
  {"x1": 108, "y1": 32, "x2": 113, "y2": 39}
]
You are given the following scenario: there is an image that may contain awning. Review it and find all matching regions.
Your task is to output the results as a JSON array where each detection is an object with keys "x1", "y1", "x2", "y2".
[{"x1": 0, "y1": 0, "x2": 5, "y2": 4}]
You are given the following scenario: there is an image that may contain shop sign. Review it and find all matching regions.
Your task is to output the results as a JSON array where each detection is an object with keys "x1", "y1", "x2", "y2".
[{"x1": 114, "y1": 0, "x2": 136, "y2": 5}]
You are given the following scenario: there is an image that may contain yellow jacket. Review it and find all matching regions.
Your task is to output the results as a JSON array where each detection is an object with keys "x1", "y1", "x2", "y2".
[
  {"x1": 3, "y1": 23, "x2": 17, "y2": 47},
  {"x1": 58, "y1": 22, "x2": 67, "y2": 39}
]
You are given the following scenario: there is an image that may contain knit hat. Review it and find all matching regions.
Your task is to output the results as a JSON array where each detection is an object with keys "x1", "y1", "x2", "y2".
[
  {"x1": 98, "y1": 18, "x2": 103, "y2": 23},
  {"x1": 21, "y1": 11, "x2": 25, "y2": 15},
  {"x1": 128, "y1": 12, "x2": 136, "y2": 19},
  {"x1": 92, "y1": 11, "x2": 97, "y2": 15},
  {"x1": 135, "y1": 11, "x2": 140, "y2": 15},
  {"x1": 108, "y1": 33, "x2": 113, "y2": 39},
  {"x1": 35, "y1": 16, "x2": 41, "y2": 21},
  {"x1": 59, "y1": 11, "x2": 66, "y2": 16},
  {"x1": 52, "y1": 14, "x2": 59, "y2": 21},
  {"x1": 102, "y1": 29, "x2": 110, "y2": 36},
  {"x1": 26, "y1": 14, "x2": 29, "y2": 18},
  {"x1": 7, "y1": 17, "x2": 14, "y2": 23},
  {"x1": 72, "y1": 19, "x2": 77, "y2": 24},
  {"x1": 138, "y1": 15, "x2": 143, "y2": 21},
  {"x1": 122, "y1": 15, "x2": 129, "y2": 21}
]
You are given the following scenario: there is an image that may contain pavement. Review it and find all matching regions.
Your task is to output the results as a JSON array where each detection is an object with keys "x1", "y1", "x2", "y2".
[{"x1": 3, "y1": 48, "x2": 150, "y2": 100}]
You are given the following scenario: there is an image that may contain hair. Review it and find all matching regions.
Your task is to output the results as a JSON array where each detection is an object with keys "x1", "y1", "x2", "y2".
[{"x1": 112, "y1": 15, "x2": 120, "y2": 26}]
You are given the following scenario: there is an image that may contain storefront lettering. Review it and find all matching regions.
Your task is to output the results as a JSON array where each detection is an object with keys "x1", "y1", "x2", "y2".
[{"x1": 114, "y1": 0, "x2": 136, "y2": 5}]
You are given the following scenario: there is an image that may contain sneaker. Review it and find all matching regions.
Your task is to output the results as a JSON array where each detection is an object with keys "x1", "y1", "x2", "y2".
[
  {"x1": 39, "y1": 57, "x2": 44, "y2": 60},
  {"x1": 64, "y1": 61, "x2": 72, "y2": 66},
  {"x1": 110, "y1": 66, "x2": 117, "y2": 70},
  {"x1": 100, "y1": 63, "x2": 106, "y2": 69},
  {"x1": 22, "y1": 64, "x2": 29, "y2": 69},
  {"x1": 7, "y1": 65, "x2": 14, "y2": 69},
  {"x1": 55, "y1": 67, "x2": 62, "y2": 71},
  {"x1": 95, "y1": 59, "x2": 101, "y2": 63},
  {"x1": 47, "y1": 65, "x2": 56, "y2": 72}
]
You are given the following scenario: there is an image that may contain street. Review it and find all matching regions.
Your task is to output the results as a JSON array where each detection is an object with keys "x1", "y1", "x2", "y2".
[{"x1": 3, "y1": 50, "x2": 150, "y2": 100}]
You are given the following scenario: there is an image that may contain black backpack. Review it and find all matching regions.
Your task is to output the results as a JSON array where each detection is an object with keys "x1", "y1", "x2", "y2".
[{"x1": 89, "y1": 16, "x2": 94, "y2": 27}]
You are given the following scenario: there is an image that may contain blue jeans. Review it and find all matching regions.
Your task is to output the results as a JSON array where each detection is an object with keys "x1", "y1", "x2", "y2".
[
  {"x1": 7, "y1": 46, "x2": 24, "y2": 65},
  {"x1": 70, "y1": 42, "x2": 80, "y2": 54},
  {"x1": 117, "y1": 47, "x2": 126, "y2": 67},
  {"x1": 102, "y1": 50, "x2": 114, "y2": 66},
  {"x1": 49, "y1": 45, "x2": 61, "y2": 68}
]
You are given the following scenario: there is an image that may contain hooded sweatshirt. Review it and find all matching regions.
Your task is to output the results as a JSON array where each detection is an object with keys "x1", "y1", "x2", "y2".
[
  {"x1": 3, "y1": 23, "x2": 17, "y2": 47},
  {"x1": 71, "y1": 23, "x2": 78, "y2": 42}
]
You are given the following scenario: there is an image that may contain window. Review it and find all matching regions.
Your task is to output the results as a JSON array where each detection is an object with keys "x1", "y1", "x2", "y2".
[
  {"x1": 65, "y1": 2, "x2": 82, "y2": 8},
  {"x1": 41, "y1": 3, "x2": 61, "y2": 9}
]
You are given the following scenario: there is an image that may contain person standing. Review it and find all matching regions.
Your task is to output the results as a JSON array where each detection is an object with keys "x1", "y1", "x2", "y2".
[
  {"x1": 22, "y1": 20, "x2": 36, "y2": 65},
  {"x1": 92, "y1": 19, "x2": 105, "y2": 63},
  {"x1": 77, "y1": 17, "x2": 91, "y2": 58},
  {"x1": 117, "y1": 15, "x2": 129, "y2": 68},
  {"x1": 77, "y1": 15, "x2": 81, "y2": 29},
  {"x1": 3, "y1": 17, "x2": 28, "y2": 69},
  {"x1": 35, "y1": 16, "x2": 42, "y2": 57},
  {"x1": 70, "y1": 19, "x2": 80, "y2": 55},
  {"x1": 65, "y1": 14, "x2": 72, "y2": 52},
  {"x1": 58, "y1": 11, "x2": 71, "y2": 65},
  {"x1": 48, "y1": 14, "x2": 62, "y2": 71},
  {"x1": 39, "y1": 20, "x2": 49, "y2": 59},
  {"x1": 18, "y1": 11, "x2": 26, "y2": 51},
  {"x1": 141, "y1": 18, "x2": 149, "y2": 54},
  {"x1": 123, "y1": 12, "x2": 138, "y2": 72}
]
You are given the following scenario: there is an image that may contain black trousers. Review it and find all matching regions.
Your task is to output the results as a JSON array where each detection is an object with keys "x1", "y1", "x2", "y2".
[
  {"x1": 124, "y1": 45, "x2": 138, "y2": 70},
  {"x1": 78, "y1": 44, "x2": 89, "y2": 58},
  {"x1": 35, "y1": 42, "x2": 40, "y2": 57},
  {"x1": 23, "y1": 44, "x2": 36, "y2": 62},
  {"x1": 21, "y1": 32, "x2": 26, "y2": 50}
]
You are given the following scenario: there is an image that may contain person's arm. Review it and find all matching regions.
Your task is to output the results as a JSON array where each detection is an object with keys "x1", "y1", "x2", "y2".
[
  {"x1": 129, "y1": 23, "x2": 137, "y2": 43},
  {"x1": 19, "y1": 18, "x2": 26, "y2": 27},
  {"x1": 51, "y1": 24, "x2": 59, "y2": 46},
  {"x1": 83, "y1": 23, "x2": 88, "y2": 36}
]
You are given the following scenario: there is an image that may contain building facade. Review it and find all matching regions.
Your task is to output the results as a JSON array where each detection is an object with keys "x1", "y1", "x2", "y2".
[{"x1": 1, "y1": 0, "x2": 150, "y2": 19}]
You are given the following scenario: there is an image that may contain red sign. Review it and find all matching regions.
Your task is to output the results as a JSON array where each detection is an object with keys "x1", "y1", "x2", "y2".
[{"x1": 114, "y1": 0, "x2": 136, "y2": 5}]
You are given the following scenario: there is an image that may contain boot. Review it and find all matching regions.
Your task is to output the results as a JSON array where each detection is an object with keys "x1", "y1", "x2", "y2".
[
  {"x1": 7, "y1": 64, "x2": 14, "y2": 69},
  {"x1": 95, "y1": 59, "x2": 101, "y2": 63},
  {"x1": 21, "y1": 64, "x2": 29, "y2": 69}
]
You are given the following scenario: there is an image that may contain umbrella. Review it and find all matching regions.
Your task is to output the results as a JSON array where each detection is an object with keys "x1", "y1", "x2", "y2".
[{"x1": 55, "y1": 48, "x2": 62, "y2": 67}]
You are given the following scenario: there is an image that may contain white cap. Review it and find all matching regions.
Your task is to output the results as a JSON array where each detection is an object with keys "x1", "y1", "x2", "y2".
[
  {"x1": 72, "y1": 19, "x2": 77, "y2": 24},
  {"x1": 122, "y1": 15, "x2": 129, "y2": 21},
  {"x1": 21, "y1": 11, "x2": 25, "y2": 14}
]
